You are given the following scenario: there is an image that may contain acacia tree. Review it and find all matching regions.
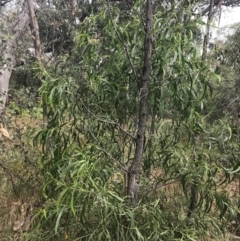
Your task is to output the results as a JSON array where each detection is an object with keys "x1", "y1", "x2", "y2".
[
  {"x1": 127, "y1": 0, "x2": 153, "y2": 205},
  {"x1": 25, "y1": 1, "x2": 240, "y2": 240}
]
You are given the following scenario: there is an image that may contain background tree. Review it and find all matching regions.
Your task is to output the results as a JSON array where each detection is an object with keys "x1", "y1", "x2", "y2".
[{"x1": 0, "y1": 0, "x2": 30, "y2": 115}]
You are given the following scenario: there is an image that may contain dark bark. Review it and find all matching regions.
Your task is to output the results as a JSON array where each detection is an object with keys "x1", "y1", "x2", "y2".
[
  {"x1": 188, "y1": 135, "x2": 200, "y2": 217},
  {"x1": 127, "y1": 0, "x2": 153, "y2": 205},
  {"x1": 187, "y1": 181, "x2": 198, "y2": 217}
]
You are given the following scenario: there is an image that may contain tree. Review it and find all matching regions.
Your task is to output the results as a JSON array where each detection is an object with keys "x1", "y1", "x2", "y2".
[
  {"x1": 1, "y1": 0, "x2": 240, "y2": 240},
  {"x1": 1, "y1": 0, "x2": 237, "y2": 116},
  {"x1": 207, "y1": 23, "x2": 240, "y2": 121},
  {"x1": 25, "y1": 1, "x2": 240, "y2": 240},
  {"x1": 0, "y1": 0, "x2": 30, "y2": 115},
  {"x1": 127, "y1": 0, "x2": 153, "y2": 206}
]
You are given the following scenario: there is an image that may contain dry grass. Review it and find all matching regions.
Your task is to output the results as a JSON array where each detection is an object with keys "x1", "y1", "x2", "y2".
[{"x1": 0, "y1": 112, "x2": 42, "y2": 240}]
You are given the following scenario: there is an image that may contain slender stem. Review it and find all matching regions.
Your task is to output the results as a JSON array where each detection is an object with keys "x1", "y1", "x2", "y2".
[{"x1": 127, "y1": 0, "x2": 153, "y2": 205}]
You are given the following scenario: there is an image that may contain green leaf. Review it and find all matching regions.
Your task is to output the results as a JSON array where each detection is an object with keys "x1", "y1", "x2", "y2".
[{"x1": 55, "y1": 208, "x2": 64, "y2": 234}]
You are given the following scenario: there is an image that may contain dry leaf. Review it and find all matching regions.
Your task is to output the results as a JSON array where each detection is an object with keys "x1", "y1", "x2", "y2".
[{"x1": 0, "y1": 123, "x2": 12, "y2": 141}]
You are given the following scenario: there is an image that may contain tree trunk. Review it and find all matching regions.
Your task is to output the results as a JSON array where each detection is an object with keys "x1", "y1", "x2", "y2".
[
  {"x1": 27, "y1": 0, "x2": 41, "y2": 63},
  {"x1": 127, "y1": 0, "x2": 153, "y2": 205},
  {"x1": 0, "y1": 0, "x2": 30, "y2": 115},
  {"x1": 27, "y1": 0, "x2": 47, "y2": 126},
  {"x1": 202, "y1": 0, "x2": 214, "y2": 61}
]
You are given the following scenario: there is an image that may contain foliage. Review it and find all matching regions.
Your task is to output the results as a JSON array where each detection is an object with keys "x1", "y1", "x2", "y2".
[
  {"x1": 1, "y1": 1, "x2": 240, "y2": 241},
  {"x1": 24, "y1": 1, "x2": 240, "y2": 241},
  {"x1": 205, "y1": 23, "x2": 240, "y2": 121},
  {"x1": 37, "y1": 9, "x2": 75, "y2": 54}
]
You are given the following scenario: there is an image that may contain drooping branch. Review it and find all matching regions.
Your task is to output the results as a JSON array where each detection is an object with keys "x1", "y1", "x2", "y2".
[{"x1": 187, "y1": 0, "x2": 215, "y2": 218}]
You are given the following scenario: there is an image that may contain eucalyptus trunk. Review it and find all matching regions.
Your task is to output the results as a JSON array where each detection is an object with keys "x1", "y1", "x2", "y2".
[{"x1": 0, "y1": 0, "x2": 30, "y2": 115}]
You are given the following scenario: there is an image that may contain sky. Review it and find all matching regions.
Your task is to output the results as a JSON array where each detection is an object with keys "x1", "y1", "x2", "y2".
[
  {"x1": 211, "y1": 6, "x2": 240, "y2": 40},
  {"x1": 219, "y1": 6, "x2": 240, "y2": 27}
]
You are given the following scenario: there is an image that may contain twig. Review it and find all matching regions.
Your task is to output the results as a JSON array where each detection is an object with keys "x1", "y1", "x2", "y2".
[
  {"x1": 0, "y1": 162, "x2": 14, "y2": 180},
  {"x1": 79, "y1": 98, "x2": 135, "y2": 140},
  {"x1": 85, "y1": 125, "x2": 128, "y2": 173}
]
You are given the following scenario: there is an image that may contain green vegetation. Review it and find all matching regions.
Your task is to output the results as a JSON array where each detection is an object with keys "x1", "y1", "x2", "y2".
[{"x1": 1, "y1": 0, "x2": 240, "y2": 241}]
